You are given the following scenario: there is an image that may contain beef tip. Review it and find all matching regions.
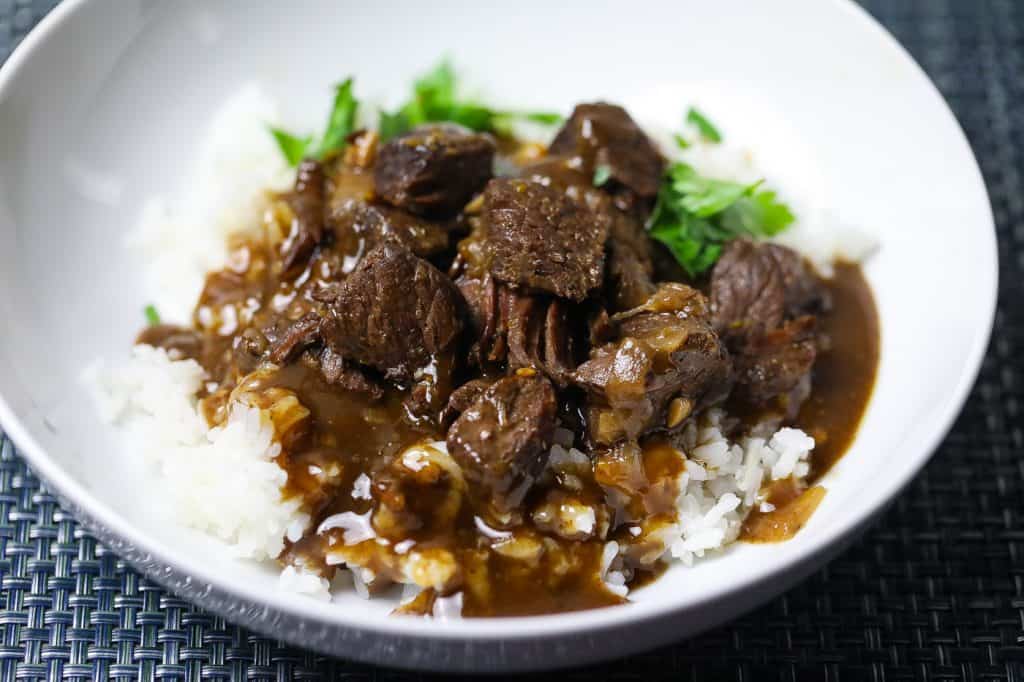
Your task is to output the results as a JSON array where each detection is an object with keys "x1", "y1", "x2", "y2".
[
  {"x1": 573, "y1": 284, "x2": 732, "y2": 446},
  {"x1": 439, "y1": 378, "x2": 493, "y2": 427},
  {"x1": 327, "y1": 199, "x2": 450, "y2": 261},
  {"x1": 456, "y1": 273, "x2": 503, "y2": 366},
  {"x1": 710, "y1": 240, "x2": 825, "y2": 407},
  {"x1": 446, "y1": 374, "x2": 557, "y2": 514},
  {"x1": 482, "y1": 178, "x2": 607, "y2": 301},
  {"x1": 266, "y1": 315, "x2": 386, "y2": 399},
  {"x1": 267, "y1": 313, "x2": 322, "y2": 364},
  {"x1": 456, "y1": 274, "x2": 576, "y2": 385},
  {"x1": 280, "y1": 160, "x2": 326, "y2": 275},
  {"x1": 542, "y1": 299, "x2": 576, "y2": 382},
  {"x1": 767, "y1": 243, "x2": 831, "y2": 316},
  {"x1": 502, "y1": 287, "x2": 543, "y2": 372},
  {"x1": 604, "y1": 209, "x2": 656, "y2": 311},
  {"x1": 732, "y1": 316, "x2": 817, "y2": 406},
  {"x1": 501, "y1": 290, "x2": 574, "y2": 385},
  {"x1": 374, "y1": 125, "x2": 495, "y2": 217},
  {"x1": 710, "y1": 239, "x2": 785, "y2": 339},
  {"x1": 549, "y1": 102, "x2": 664, "y2": 201},
  {"x1": 320, "y1": 243, "x2": 463, "y2": 383},
  {"x1": 519, "y1": 158, "x2": 655, "y2": 309},
  {"x1": 710, "y1": 240, "x2": 827, "y2": 340}
]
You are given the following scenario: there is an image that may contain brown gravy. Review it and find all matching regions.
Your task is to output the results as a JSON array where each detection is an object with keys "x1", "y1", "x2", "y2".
[
  {"x1": 135, "y1": 136, "x2": 880, "y2": 611},
  {"x1": 741, "y1": 263, "x2": 879, "y2": 542}
]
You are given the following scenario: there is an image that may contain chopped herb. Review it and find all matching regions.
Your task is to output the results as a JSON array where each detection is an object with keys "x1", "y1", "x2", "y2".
[
  {"x1": 379, "y1": 59, "x2": 562, "y2": 140},
  {"x1": 668, "y1": 163, "x2": 762, "y2": 217},
  {"x1": 592, "y1": 164, "x2": 613, "y2": 187},
  {"x1": 519, "y1": 111, "x2": 565, "y2": 126},
  {"x1": 312, "y1": 78, "x2": 359, "y2": 159},
  {"x1": 378, "y1": 109, "x2": 410, "y2": 142},
  {"x1": 647, "y1": 162, "x2": 795, "y2": 277},
  {"x1": 719, "y1": 189, "x2": 796, "y2": 237},
  {"x1": 673, "y1": 133, "x2": 691, "y2": 150},
  {"x1": 686, "y1": 106, "x2": 722, "y2": 143},
  {"x1": 269, "y1": 128, "x2": 313, "y2": 166},
  {"x1": 144, "y1": 304, "x2": 161, "y2": 326},
  {"x1": 269, "y1": 78, "x2": 360, "y2": 164}
]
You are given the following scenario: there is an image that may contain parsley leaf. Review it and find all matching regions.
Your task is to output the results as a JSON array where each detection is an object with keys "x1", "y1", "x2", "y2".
[
  {"x1": 269, "y1": 128, "x2": 313, "y2": 167},
  {"x1": 673, "y1": 133, "x2": 690, "y2": 150},
  {"x1": 269, "y1": 78, "x2": 360, "y2": 164},
  {"x1": 379, "y1": 60, "x2": 562, "y2": 140},
  {"x1": 144, "y1": 304, "x2": 161, "y2": 326},
  {"x1": 378, "y1": 109, "x2": 410, "y2": 141},
  {"x1": 647, "y1": 162, "x2": 795, "y2": 276},
  {"x1": 313, "y1": 78, "x2": 359, "y2": 159},
  {"x1": 719, "y1": 189, "x2": 796, "y2": 237},
  {"x1": 519, "y1": 111, "x2": 565, "y2": 125},
  {"x1": 668, "y1": 163, "x2": 762, "y2": 217},
  {"x1": 686, "y1": 107, "x2": 722, "y2": 143},
  {"x1": 593, "y1": 164, "x2": 613, "y2": 187}
]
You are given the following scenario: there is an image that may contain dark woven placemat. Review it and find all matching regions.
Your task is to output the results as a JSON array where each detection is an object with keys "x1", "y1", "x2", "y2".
[{"x1": 1, "y1": 0, "x2": 1021, "y2": 679}]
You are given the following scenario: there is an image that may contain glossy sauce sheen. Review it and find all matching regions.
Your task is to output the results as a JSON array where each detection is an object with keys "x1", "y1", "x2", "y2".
[
  {"x1": 741, "y1": 263, "x2": 879, "y2": 542},
  {"x1": 138, "y1": 138, "x2": 879, "y2": 613}
]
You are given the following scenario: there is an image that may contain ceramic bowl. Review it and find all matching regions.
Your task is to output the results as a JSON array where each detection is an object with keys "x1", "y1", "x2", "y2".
[{"x1": 0, "y1": 0, "x2": 996, "y2": 672}]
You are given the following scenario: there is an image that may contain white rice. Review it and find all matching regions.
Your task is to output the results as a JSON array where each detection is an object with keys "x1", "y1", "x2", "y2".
[
  {"x1": 85, "y1": 85, "x2": 853, "y2": 612},
  {"x1": 83, "y1": 345, "x2": 308, "y2": 561},
  {"x1": 666, "y1": 411, "x2": 813, "y2": 566}
]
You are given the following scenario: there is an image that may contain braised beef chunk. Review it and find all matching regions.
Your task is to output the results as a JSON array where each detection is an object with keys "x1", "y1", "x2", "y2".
[
  {"x1": 502, "y1": 288, "x2": 576, "y2": 385},
  {"x1": 710, "y1": 239, "x2": 785, "y2": 339},
  {"x1": 327, "y1": 198, "x2": 449, "y2": 259},
  {"x1": 268, "y1": 313, "x2": 322, "y2": 364},
  {"x1": 710, "y1": 240, "x2": 826, "y2": 406},
  {"x1": 446, "y1": 374, "x2": 557, "y2": 514},
  {"x1": 732, "y1": 316, "x2": 817, "y2": 406},
  {"x1": 710, "y1": 240, "x2": 827, "y2": 340},
  {"x1": 455, "y1": 273, "x2": 502, "y2": 365},
  {"x1": 456, "y1": 274, "x2": 577, "y2": 384},
  {"x1": 768, "y1": 244, "x2": 831, "y2": 317},
  {"x1": 574, "y1": 284, "x2": 731, "y2": 445},
  {"x1": 375, "y1": 125, "x2": 495, "y2": 216},
  {"x1": 482, "y1": 178, "x2": 607, "y2": 301},
  {"x1": 605, "y1": 210, "x2": 656, "y2": 311},
  {"x1": 280, "y1": 160, "x2": 326, "y2": 275},
  {"x1": 520, "y1": 157, "x2": 655, "y2": 310},
  {"x1": 319, "y1": 243, "x2": 463, "y2": 383},
  {"x1": 549, "y1": 102, "x2": 664, "y2": 200},
  {"x1": 440, "y1": 378, "x2": 493, "y2": 427}
]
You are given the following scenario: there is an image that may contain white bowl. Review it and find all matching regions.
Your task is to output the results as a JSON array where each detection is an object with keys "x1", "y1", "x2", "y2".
[{"x1": 0, "y1": 0, "x2": 996, "y2": 673}]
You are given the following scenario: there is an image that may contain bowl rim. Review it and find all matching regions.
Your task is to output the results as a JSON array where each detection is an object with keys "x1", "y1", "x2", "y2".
[{"x1": 0, "y1": 0, "x2": 998, "y2": 647}]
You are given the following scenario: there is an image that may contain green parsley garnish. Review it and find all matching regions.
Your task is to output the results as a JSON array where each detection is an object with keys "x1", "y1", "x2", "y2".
[
  {"x1": 144, "y1": 304, "x2": 161, "y2": 326},
  {"x1": 673, "y1": 133, "x2": 691, "y2": 150},
  {"x1": 647, "y1": 162, "x2": 795, "y2": 277},
  {"x1": 592, "y1": 164, "x2": 613, "y2": 187},
  {"x1": 269, "y1": 78, "x2": 360, "y2": 165},
  {"x1": 686, "y1": 106, "x2": 722, "y2": 143},
  {"x1": 378, "y1": 60, "x2": 563, "y2": 140},
  {"x1": 268, "y1": 128, "x2": 313, "y2": 166}
]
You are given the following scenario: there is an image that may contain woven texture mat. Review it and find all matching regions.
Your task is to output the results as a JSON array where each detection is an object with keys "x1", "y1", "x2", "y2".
[{"x1": 1, "y1": 0, "x2": 1022, "y2": 679}]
